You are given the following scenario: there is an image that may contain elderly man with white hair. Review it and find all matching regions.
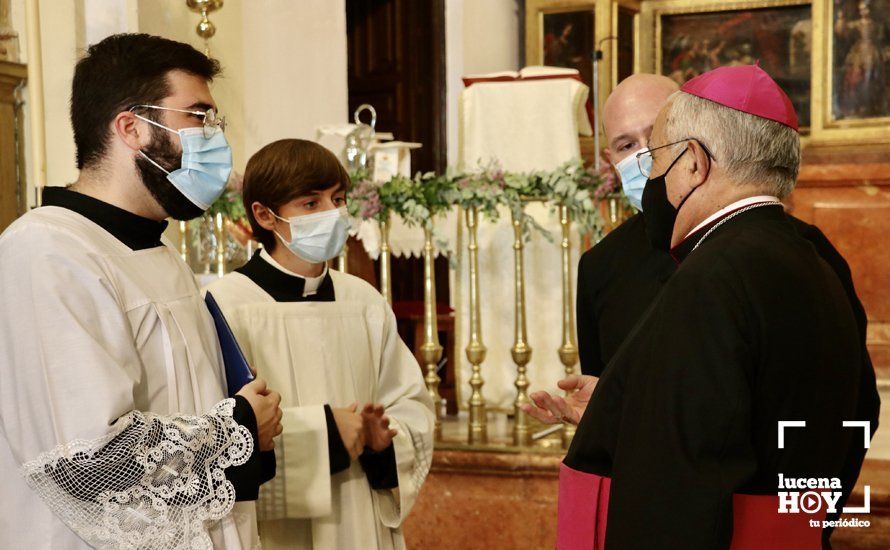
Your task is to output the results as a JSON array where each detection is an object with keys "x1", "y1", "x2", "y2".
[{"x1": 555, "y1": 65, "x2": 872, "y2": 549}]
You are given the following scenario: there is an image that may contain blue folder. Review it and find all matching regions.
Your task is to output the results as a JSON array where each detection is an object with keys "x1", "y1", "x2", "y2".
[{"x1": 205, "y1": 291, "x2": 255, "y2": 397}]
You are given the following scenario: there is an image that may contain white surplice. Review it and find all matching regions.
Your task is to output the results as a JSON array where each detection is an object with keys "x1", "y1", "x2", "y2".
[
  {"x1": 0, "y1": 206, "x2": 259, "y2": 549},
  {"x1": 204, "y1": 264, "x2": 434, "y2": 550}
]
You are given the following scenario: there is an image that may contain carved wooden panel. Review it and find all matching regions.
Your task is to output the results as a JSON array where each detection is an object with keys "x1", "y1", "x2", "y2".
[{"x1": 346, "y1": 0, "x2": 446, "y2": 173}]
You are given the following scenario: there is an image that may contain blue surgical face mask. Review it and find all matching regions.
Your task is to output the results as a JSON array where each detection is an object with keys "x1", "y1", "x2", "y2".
[
  {"x1": 271, "y1": 206, "x2": 350, "y2": 264},
  {"x1": 614, "y1": 147, "x2": 652, "y2": 211},
  {"x1": 135, "y1": 116, "x2": 233, "y2": 211}
]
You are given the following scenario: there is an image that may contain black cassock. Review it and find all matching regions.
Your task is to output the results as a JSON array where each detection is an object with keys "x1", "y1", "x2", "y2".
[
  {"x1": 566, "y1": 205, "x2": 873, "y2": 549},
  {"x1": 576, "y1": 213, "x2": 675, "y2": 378},
  {"x1": 575, "y1": 207, "x2": 879, "y2": 538}
]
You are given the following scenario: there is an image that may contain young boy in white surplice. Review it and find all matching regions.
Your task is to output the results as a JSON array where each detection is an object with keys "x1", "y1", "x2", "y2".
[{"x1": 204, "y1": 139, "x2": 434, "y2": 549}]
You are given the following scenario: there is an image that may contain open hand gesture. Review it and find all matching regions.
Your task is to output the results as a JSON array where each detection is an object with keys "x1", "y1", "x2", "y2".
[{"x1": 520, "y1": 374, "x2": 597, "y2": 426}]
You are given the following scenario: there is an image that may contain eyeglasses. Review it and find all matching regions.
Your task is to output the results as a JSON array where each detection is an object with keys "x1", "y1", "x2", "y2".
[
  {"x1": 130, "y1": 104, "x2": 227, "y2": 138},
  {"x1": 635, "y1": 138, "x2": 715, "y2": 177}
]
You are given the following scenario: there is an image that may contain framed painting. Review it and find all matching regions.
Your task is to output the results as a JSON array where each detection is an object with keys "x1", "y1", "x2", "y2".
[
  {"x1": 615, "y1": 5, "x2": 638, "y2": 84},
  {"x1": 827, "y1": 0, "x2": 890, "y2": 126},
  {"x1": 526, "y1": 1, "x2": 641, "y2": 88},
  {"x1": 534, "y1": 5, "x2": 598, "y2": 89},
  {"x1": 655, "y1": 1, "x2": 813, "y2": 128}
]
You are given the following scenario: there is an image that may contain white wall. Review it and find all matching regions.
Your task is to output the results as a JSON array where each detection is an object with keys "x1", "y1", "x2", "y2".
[
  {"x1": 241, "y1": 0, "x2": 348, "y2": 158},
  {"x1": 461, "y1": 0, "x2": 520, "y2": 75},
  {"x1": 13, "y1": 0, "x2": 514, "y2": 184},
  {"x1": 11, "y1": 0, "x2": 348, "y2": 194},
  {"x1": 31, "y1": 0, "x2": 79, "y2": 188},
  {"x1": 445, "y1": 0, "x2": 520, "y2": 167},
  {"x1": 137, "y1": 0, "x2": 248, "y2": 170},
  {"x1": 444, "y1": 0, "x2": 464, "y2": 168},
  {"x1": 10, "y1": 0, "x2": 138, "y2": 197}
]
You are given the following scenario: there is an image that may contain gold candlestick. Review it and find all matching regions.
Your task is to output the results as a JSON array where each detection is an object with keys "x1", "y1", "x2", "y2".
[
  {"x1": 186, "y1": 0, "x2": 223, "y2": 55},
  {"x1": 215, "y1": 212, "x2": 225, "y2": 277},
  {"x1": 609, "y1": 196, "x2": 618, "y2": 226},
  {"x1": 338, "y1": 241, "x2": 349, "y2": 273},
  {"x1": 179, "y1": 220, "x2": 189, "y2": 263},
  {"x1": 420, "y1": 226, "x2": 444, "y2": 440},
  {"x1": 0, "y1": 0, "x2": 20, "y2": 62},
  {"x1": 379, "y1": 216, "x2": 392, "y2": 304},
  {"x1": 465, "y1": 207, "x2": 488, "y2": 444},
  {"x1": 511, "y1": 210, "x2": 532, "y2": 447},
  {"x1": 558, "y1": 204, "x2": 579, "y2": 448}
]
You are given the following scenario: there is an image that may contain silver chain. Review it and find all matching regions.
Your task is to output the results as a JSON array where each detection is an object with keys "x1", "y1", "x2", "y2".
[{"x1": 691, "y1": 201, "x2": 783, "y2": 252}]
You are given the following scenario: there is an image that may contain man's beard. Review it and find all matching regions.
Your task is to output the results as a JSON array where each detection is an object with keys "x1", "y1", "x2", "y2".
[{"x1": 135, "y1": 126, "x2": 206, "y2": 221}]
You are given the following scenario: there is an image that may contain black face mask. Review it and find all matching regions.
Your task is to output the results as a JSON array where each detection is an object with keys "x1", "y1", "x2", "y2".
[
  {"x1": 641, "y1": 148, "x2": 691, "y2": 252},
  {"x1": 134, "y1": 123, "x2": 205, "y2": 221}
]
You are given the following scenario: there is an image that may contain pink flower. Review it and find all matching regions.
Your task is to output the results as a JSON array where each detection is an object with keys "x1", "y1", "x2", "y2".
[
  {"x1": 360, "y1": 191, "x2": 382, "y2": 219},
  {"x1": 594, "y1": 155, "x2": 619, "y2": 199}
]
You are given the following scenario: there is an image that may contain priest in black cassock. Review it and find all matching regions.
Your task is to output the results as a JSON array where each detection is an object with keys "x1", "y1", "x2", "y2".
[
  {"x1": 575, "y1": 74, "x2": 678, "y2": 378},
  {"x1": 553, "y1": 65, "x2": 876, "y2": 549},
  {"x1": 526, "y1": 70, "x2": 878, "y2": 547}
]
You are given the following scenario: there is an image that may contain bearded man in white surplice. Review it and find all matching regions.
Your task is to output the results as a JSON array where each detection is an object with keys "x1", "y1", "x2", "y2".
[
  {"x1": 204, "y1": 139, "x2": 435, "y2": 549},
  {"x1": 0, "y1": 34, "x2": 283, "y2": 549}
]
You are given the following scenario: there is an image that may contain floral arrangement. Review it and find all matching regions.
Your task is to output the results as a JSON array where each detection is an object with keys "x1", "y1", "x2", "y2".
[
  {"x1": 593, "y1": 156, "x2": 620, "y2": 200},
  {"x1": 196, "y1": 162, "x2": 623, "y2": 247},
  {"x1": 347, "y1": 160, "x2": 615, "y2": 242},
  {"x1": 347, "y1": 170, "x2": 463, "y2": 227},
  {"x1": 410, "y1": 171, "x2": 463, "y2": 224},
  {"x1": 346, "y1": 169, "x2": 384, "y2": 222},
  {"x1": 193, "y1": 171, "x2": 253, "y2": 249},
  {"x1": 452, "y1": 164, "x2": 508, "y2": 222},
  {"x1": 539, "y1": 160, "x2": 601, "y2": 237},
  {"x1": 206, "y1": 171, "x2": 248, "y2": 222}
]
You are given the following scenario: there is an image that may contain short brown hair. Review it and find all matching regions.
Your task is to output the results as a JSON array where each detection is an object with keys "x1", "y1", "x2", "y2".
[{"x1": 242, "y1": 139, "x2": 351, "y2": 250}]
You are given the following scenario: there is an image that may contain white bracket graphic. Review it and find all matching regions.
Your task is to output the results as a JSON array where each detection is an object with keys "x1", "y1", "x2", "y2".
[
  {"x1": 843, "y1": 485, "x2": 870, "y2": 514},
  {"x1": 843, "y1": 421, "x2": 871, "y2": 450},
  {"x1": 778, "y1": 420, "x2": 806, "y2": 449}
]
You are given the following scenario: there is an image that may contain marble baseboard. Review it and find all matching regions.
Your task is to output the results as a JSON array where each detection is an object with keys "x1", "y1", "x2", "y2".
[{"x1": 404, "y1": 447, "x2": 890, "y2": 549}]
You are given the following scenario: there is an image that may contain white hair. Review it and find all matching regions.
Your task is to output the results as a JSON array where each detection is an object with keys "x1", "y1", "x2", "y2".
[{"x1": 662, "y1": 91, "x2": 800, "y2": 198}]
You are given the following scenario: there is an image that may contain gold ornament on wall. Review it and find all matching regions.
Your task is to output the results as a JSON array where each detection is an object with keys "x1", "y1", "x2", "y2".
[
  {"x1": 186, "y1": 0, "x2": 224, "y2": 55},
  {"x1": 0, "y1": 0, "x2": 20, "y2": 62}
]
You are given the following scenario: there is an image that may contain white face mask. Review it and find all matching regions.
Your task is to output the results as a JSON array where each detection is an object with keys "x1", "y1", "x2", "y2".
[{"x1": 270, "y1": 206, "x2": 350, "y2": 263}]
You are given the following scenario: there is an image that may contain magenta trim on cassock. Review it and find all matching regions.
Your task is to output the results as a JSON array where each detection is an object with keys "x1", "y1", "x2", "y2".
[
  {"x1": 556, "y1": 464, "x2": 826, "y2": 549},
  {"x1": 557, "y1": 463, "x2": 610, "y2": 550}
]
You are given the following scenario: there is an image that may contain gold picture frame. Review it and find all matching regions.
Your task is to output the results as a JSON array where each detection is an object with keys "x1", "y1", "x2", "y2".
[
  {"x1": 640, "y1": 0, "x2": 890, "y2": 145},
  {"x1": 525, "y1": 0, "x2": 641, "y2": 158},
  {"x1": 815, "y1": 0, "x2": 890, "y2": 141},
  {"x1": 644, "y1": 0, "x2": 813, "y2": 130},
  {"x1": 526, "y1": 0, "x2": 642, "y2": 89},
  {"x1": 525, "y1": 0, "x2": 599, "y2": 89}
]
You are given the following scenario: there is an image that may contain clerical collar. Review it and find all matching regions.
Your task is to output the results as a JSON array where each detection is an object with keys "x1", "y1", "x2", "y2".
[
  {"x1": 258, "y1": 248, "x2": 328, "y2": 296},
  {"x1": 235, "y1": 250, "x2": 335, "y2": 303},
  {"x1": 684, "y1": 195, "x2": 781, "y2": 238},
  {"x1": 670, "y1": 199, "x2": 784, "y2": 263},
  {"x1": 41, "y1": 186, "x2": 168, "y2": 251}
]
